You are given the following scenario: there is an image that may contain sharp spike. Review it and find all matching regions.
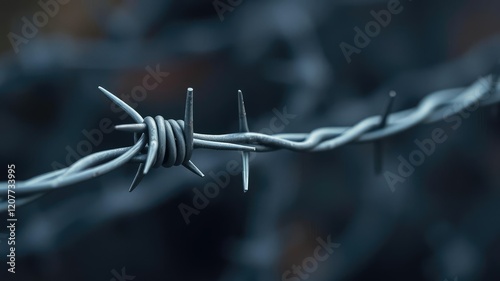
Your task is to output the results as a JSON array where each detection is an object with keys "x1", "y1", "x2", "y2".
[
  {"x1": 238, "y1": 90, "x2": 251, "y2": 192},
  {"x1": 143, "y1": 117, "x2": 158, "y2": 174},
  {"x1": 237, "y1": 90, "x2": 249, "y2": 132},
  {"x1": 184, "y1": 88, "x2": 194, "y2": 161},
  {"x1": 98, "y1": 86, "x2": 144, "y2": 123},
  {"x1": 374, "y1": 91, "x2": 397, "y2": 174},
  {"x1": 144, "y1": 141, "x2": 158, "y2": 174},
  {"x1": 241, "y1": 151, "x2": 249, "y2": 192},
  {"x1": 381, "y1": 91, "x2": 396, "y2": 126},
  {"x1": 115, "y1": 123, "x2": 146, "y2": 132},
  {"x1": 183, "y1": 160, "x2": 204, "y2": 177},
  {"x1": 129, "y1": 163, "x2": 146, "y2": 192}
]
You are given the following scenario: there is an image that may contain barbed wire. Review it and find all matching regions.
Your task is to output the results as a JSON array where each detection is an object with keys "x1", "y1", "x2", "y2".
[{"x1": 1, "y1": 75, "x2": 499, "y2": 210}]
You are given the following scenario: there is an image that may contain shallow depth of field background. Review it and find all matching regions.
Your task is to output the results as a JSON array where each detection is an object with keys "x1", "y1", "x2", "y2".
[{"x1": 1, "y1": 0, "x2": 500, "y2": 280}]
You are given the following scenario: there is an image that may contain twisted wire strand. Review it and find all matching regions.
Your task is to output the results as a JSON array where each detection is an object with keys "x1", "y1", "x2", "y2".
[{"x1": 1, "y1": 75, "x2": 499, "y2": 209}]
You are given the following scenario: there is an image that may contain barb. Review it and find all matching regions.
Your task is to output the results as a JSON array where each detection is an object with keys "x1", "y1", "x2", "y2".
[
  {"x1": 374, "y1": 91, "x2": 397, "y2": 174},
  {"x1": 1, "y1": 75, "x2": 500, "y2": 209}
]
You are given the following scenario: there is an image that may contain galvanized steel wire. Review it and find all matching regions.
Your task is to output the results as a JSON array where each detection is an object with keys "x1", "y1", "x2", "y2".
[{"x1": 1, "y1": 75, "x2": 499, "y2": 210}]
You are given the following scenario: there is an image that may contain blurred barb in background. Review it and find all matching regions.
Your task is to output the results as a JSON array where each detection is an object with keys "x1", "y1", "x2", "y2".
[{"x1": 1, "y1": 0, "x2": 500, "y2": 280}]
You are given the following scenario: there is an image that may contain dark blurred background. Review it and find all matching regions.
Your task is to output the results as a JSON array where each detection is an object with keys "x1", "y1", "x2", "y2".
[{"x1": 0, "y1": 0, "x2": 500, "y2": 280}]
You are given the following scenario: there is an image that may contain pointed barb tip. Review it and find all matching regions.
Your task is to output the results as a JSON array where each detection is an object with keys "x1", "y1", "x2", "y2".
[
  {"x1": 129, "y1": 164, "x2": 146, "y2": 192},
  {"x1": 237, "y1": 90, "x2": 249, "y2": 133},
  {"x1": 183, "y1": 161, "x2": 204, "y2": 178},
  {"x1": 98, "y1": 86, "x2": 143, "y2": 123},
  {"x1": 144, "y1": 141, "x2": 158, "y2": 174},
  {"x1": 241, "y1": 151, "x2": 249, "y2": 192}
]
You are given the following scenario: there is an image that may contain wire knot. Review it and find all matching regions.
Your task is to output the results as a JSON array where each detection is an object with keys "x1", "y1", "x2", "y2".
[
  {"x1": 100, "y1": 87, "x2": 202, "y2": 191},
  {"x1": 139, "y1": 116, "x2": 193, "y2": 169}
]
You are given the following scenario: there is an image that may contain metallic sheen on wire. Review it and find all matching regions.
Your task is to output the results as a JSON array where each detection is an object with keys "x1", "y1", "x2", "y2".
[{"x1": 1, "y1": 75, "x2": 499, "y2": 210}]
